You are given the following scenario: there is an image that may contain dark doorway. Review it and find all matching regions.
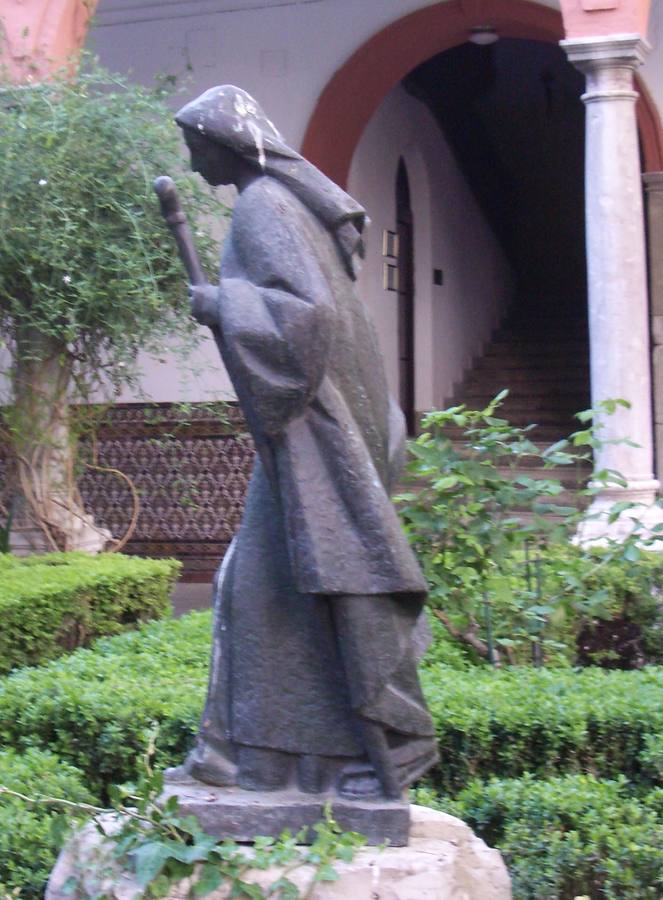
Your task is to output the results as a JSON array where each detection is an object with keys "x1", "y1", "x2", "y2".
[
  {"x1": 396, "y1": 158, "x2": 416, "y2": 434},
  {"x1": 401, "y1": 38, "x2": 590, "y2": 438},
  {"x1": 404, "y1": 38, "x2": 587, "y2": 311}
]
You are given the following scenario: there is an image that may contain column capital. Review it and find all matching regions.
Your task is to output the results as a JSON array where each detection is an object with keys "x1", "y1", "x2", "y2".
[{"x1": 561, "y1": 33, "x2": 650, "y2": 70}]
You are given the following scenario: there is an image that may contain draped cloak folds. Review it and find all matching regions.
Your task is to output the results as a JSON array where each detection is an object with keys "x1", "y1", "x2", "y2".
[{"x1": 176, "y1": 87, "x2": 436, "y2": 764}]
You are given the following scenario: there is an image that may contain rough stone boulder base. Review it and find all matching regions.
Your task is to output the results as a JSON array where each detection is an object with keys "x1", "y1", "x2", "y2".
[{"x1": 46, "y1": 804, "x2": 512, "y2": 899}]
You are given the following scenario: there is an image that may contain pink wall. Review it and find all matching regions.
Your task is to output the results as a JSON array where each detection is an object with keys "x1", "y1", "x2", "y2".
[
  {"x1": 558, "y1": 0, "x2": 651, "y2": 39},
  {"x1": 0, "y1": 0, "x2": 97, "y2": 82}
]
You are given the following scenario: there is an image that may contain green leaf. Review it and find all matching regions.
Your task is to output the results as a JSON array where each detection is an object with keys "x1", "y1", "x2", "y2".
[
  {"x1": 433, "y1": 476, "x2": 459, "y2": 491},
  {"x1": 130, "y1": 841, "x2": 172, "y2": 887},
  {"x1": 267, "y1": 876, "x2": 299, "y2": 898},
  {"x1": 192, "y1": 863, "x2": 223, "y2": 896},
  {"x1": 315, "y1": 862, "x2": 340, "y2": 882},
  {"x1": 623, "y1": 543, "x2": 641, "y2": 562},
  {"x1": 61, "y1": 876, "x2": 79, "y2": 896}
]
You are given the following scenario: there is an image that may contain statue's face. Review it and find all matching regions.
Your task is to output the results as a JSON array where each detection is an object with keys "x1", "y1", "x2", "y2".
[{"x1": 184, "y1": 129, "x2": 242, "y2": 187}]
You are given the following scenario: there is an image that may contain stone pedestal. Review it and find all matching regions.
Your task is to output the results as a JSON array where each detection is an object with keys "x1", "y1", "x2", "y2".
[
  {"x1": 161, "y1": 782, "x2": 410, "y2": 846},
  {"x1": 561, "y1": 34, "x2": 663, "y2": 546},
  {"x1": 46, "y1": 804, "x2": 512, "y2": 900}
]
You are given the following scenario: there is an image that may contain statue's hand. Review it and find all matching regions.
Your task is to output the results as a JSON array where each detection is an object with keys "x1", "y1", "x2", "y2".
[{"x1": 189, "y1": 284, "x2": 219, "y2": 327}]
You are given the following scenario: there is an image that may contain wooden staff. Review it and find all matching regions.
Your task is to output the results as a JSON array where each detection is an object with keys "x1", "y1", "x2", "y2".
[{"x1": 153, "y1": 175, "x2": 207, "y2": 287}]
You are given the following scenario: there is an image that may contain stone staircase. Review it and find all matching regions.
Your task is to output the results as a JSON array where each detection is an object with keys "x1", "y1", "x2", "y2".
[
  {"x1": 451, "y1": 309, "x2": 590, "y2": 431},
  {"x1": 440, "y1": 308, "x2": 593, "y2": 519}
]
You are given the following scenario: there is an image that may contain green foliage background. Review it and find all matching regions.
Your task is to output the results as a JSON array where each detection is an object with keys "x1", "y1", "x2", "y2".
[
  {"x1": 1, "y1": 612, "x2": 662, "y2": 897},
  {"x1": 398, "y1": 397, "x2": 663, "y2": 666},
  {"x1": 0, "y1": 58, "x2": 219, "y2": 397},
  {"x1": 0, "y1": 748, "x2": 92, "y2": 898},
  {"x1": 0, "y1": 552, "x2": 180, "y2": 674}
]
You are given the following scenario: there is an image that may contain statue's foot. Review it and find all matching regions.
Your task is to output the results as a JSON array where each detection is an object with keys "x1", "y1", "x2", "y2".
[
  {"x1": 337, "y1": 761, "x2": 384, "y2": 801},
  {"x1": 165, "y1": 743, "x2": 237, "y2": 788},
  {"x1": 163, "y1": 763, "x2": 198, "y2": 784}
]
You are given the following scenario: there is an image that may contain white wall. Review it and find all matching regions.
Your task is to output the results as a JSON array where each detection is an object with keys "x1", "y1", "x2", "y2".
[
  {"x1": 89, "y1": 0, "x2": 564, "y2": 153},
  {"x1": 349, "y1": 85, "x2": 513, "y2": 411},
  {"x1": 89, "y1": 0, "x2": 663, "y2": 168},
  {"x1": 91, "y1": 0, "x2": 517, "y2": 407},
  {"x1": 87, "y1": 0, "x2": 663, "y2": 407}
]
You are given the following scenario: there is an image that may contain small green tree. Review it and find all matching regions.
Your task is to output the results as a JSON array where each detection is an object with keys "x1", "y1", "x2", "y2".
[
  {"x1": 0, "y1": 60, "x2": 219, "y2": 552},
  {"x1": 397, "y1": 394, "x2": 663, "y2": 666}
]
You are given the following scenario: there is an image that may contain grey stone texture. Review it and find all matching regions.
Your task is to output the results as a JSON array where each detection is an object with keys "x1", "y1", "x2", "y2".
[
  {"x1": 645, "y1": 172, "x2": 663, "y2": 484},
  {"x1": 645, "y1": 173, "x2": 663, "y2": 318},
  {"x1": 46, "y1": 805, "x2": 512, "y2": 900},
  {"x1": 159, "y1": 85, "x2": 438, "y2": 812},
  {"x1": 160, "y1": 782, "x2": 410, "y2": 846}
]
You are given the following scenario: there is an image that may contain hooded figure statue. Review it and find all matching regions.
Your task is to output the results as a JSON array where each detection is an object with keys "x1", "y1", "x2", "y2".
[{"x1": 170, "y1": 85, "x2": 438, "y2": 803}]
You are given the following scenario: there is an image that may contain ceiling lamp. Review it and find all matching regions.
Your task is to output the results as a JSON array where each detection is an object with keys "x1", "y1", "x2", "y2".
[{"x1": 468, "y1": 25, "x2": 499, "y2": 46}]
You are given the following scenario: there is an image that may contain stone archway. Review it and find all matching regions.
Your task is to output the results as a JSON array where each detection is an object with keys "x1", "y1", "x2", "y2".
[{"x1": 301, "y1": 0, "x2": 663, "y2": 186}]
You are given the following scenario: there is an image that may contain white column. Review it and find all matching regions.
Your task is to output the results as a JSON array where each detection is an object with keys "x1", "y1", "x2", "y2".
[{"x1": 561, "y1": 34, "x2": 663, "y2": 545}]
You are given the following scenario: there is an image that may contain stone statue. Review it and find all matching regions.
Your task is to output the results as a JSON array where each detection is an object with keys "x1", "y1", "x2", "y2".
[{"x1": 157, "y1": 86, "x2": 438, "y2": 840}]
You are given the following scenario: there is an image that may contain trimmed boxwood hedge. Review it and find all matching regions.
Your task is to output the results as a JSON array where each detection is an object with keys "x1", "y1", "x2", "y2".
[
  {"x1": 0, "y1": 747, "x2": 93, "y2": 898},
  {"x1": 1, "y1": 610, "x2": 662, "y2": 897},
  {"x1": 415, "y1": 775, "x2": 663, "y2": 900},
  {"x1": 0, "y1": 552, "x2": 180, "y2": 674},
  {"x1": 421, "y1": 662, "x2": 663, "y2": 793},
  {"x1": 1, "y1": 610, "x2": 661, "y2": 798},
  {"x1": 0, "y1": 612, "x2": 209, "y2": 792}
]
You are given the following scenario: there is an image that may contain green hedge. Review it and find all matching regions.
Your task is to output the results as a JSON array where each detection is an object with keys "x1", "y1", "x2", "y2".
[
  {"x1": 0, "y1": 747, "x2": 93, "y2": 898},
  {"x1": 0, "y1": 552, "x2": 180, "y2": 674},
  {"x1": 421, "y1": 662, "x2": 663, "y2": 793},
  {"x1": 416, "y1": 775, "x2": 663, "y2": 900},
  {"x1": 0, "y1": 612, "x2": 208, "y2": 792},
  {"x1": 1, "y1": 611, "x2": 663, "y2": 897},
  {"x1": 1, "y1": 610, "x2": 661, "y2": 799}
]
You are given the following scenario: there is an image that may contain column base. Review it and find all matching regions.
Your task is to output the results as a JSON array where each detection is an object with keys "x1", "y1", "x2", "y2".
[{"x1": 574, "y1": 480, "x2": 663, "y2": 550}]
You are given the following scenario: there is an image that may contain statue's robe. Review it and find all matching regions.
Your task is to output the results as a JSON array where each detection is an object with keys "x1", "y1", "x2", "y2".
[{"x1": 199, "y1": 175, "x2": 436, "y2": 765}]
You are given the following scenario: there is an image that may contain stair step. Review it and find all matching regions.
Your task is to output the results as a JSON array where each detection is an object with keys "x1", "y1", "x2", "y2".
[
  {"x1": 499, "y1": 467, "x2": 587, "y2": 485},
  {"x1": 439, "y1": 424, "x2": 578, "y2": 442},
  {"x1": 482, "y1": 342, "x2": 588, "y2": 354},
  {"x1": 451, "y1": 397, "x2": 588, "y2": 412},
  {"x1": 472, "y1": 361, "x2": 589, "y2": 374},
  {"x1": 449, "y1": 443, "x2": 592, "y2": 471},
  {"x1": 436, "y1": 305, "x2": 593, "y2": 521},
  {"x1": 397, "y1": 482, "x2": 586, "y2": 511},
  {"x1": 460, "y1": 379, "x2": 589, "y2": 392}
]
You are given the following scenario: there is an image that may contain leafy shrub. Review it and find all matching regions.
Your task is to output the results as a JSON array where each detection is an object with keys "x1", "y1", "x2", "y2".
[
  {"x1": 0, "y1": 611, "x2": 209, "y2": 792},
  {"x1": 420, "y1": 608, "x2": 475, "y2": 670},
  {"x1": 1, "y1": 612, "x2": 661, "y2": 897},
  {"x1": 398, "y1": 398, "x2": 663, "y2": 666},
  {"x1": 0, "y1": 59, "x2": 221, "y2": 550},
  {"x1": 1, "y1": 609, "x2": 661, "y2": 802},
  {"x1": 420, "y1": 663, "x2": 663, "y2": 793},
  {"x1": 0, "y1": 748, "x2": 93, "y2": 898},
  {"x1": 420, "y1": 774, "x2": 663, "y2": 899},
  {"x1": 0, "y1": 552, "x2": 180, "y2": 674},
  {"x1": 470, "y1": 542, "x2": 663, "y2": 668},
  {"x1": 560, "y1": 546, "x2": 663, "y2": 667}
]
